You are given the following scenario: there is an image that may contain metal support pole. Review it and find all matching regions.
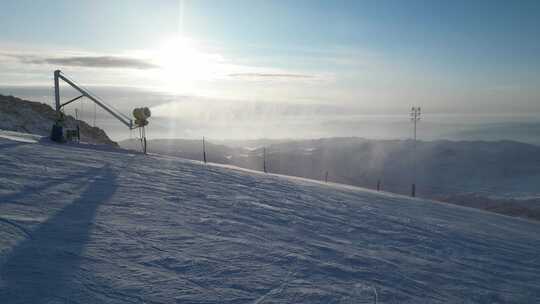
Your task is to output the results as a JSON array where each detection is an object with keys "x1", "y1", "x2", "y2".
[
  {"x1": 54, "y1": 70, "x2": 61, "y2": 112},
  {"x1": 410, "y1": 106, "x2": 421, "y2": 197},
  {"x1": 202, "y1": 137, "x2": 207, "y2": 163},
  {"x1": 413, "y1": 118, "x2": 417, "y2": 197},
  {"x1": 56, "y1": 71, "x2": 133, "y2": 128},
  {"x1": 144, "y1": 127, "x2": 147, "y2": 154},
  {"x1": 137, "y1": 126, "x2": 147, "y2": 154},
  {"x1": 60, "y1": 94, "x2": 85, "y2": 108},
  {"x1": 263, "y1": 147, "x2": 267, "y2": 173},
  {"x1": 75, "y1": 109, "x2": 80, "y2": 143}
]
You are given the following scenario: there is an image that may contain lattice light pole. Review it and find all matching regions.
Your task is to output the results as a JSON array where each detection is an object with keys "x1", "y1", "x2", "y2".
[{"x1": 410, "y1": 106, "x2": 421, "y2": 197}]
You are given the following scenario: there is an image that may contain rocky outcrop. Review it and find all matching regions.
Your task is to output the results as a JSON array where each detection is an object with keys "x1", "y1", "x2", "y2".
[{"x1": 0, "y1": 94, "x2": 117, "y2": 146}]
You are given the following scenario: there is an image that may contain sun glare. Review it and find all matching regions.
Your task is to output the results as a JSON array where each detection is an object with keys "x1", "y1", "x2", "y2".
[{"x1": 145, "y1": 36, "x2": 225, "y2": 91}]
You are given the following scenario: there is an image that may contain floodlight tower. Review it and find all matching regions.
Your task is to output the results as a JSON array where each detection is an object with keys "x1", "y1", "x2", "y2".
[{"x1": 410, "y1": 106, "x2": 421, "y2": 197}]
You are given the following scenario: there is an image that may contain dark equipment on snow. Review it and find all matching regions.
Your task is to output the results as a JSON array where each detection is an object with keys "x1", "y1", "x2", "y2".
[{"x1": 50, "y1": 122, "x2": 64, "y2": 143}]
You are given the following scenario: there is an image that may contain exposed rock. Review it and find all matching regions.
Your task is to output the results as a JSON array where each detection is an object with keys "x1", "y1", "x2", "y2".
[{"x1": 0, "y1": 94, "x2": 117, "y2": 146}]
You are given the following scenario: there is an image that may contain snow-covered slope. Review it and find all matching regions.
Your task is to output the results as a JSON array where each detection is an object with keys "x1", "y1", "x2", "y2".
[
  {"x1": 1, "y1": 132, "x2": 539, "y2": 303},
  {"x1": 123, "y1": 137, "x2": 540, "y2": 221}
]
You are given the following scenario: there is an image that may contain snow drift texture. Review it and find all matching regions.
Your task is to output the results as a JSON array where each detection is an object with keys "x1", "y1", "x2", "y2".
[
  {"x1": 0, "y1": 132, "x2": 540, "y2": 303},
  {"x1": 0, "y1": 94, "x2": 117, "y2": 146},
  {"x1": 121, "y1": 137, "x2": 540, "y2": 221}
]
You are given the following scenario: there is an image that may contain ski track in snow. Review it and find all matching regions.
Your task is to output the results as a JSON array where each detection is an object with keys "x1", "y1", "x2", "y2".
[{"x1": 0, "y1": 133, "x2": 540, "y2": 303}]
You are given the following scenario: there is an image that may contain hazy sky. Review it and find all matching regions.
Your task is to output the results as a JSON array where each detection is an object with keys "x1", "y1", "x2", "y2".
[{"x1": 1, "y1": 0, "x2": 540, "y2": 139}]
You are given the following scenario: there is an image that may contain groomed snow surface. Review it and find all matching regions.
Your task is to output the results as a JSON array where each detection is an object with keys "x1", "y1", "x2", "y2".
[{"x1": 0, "y1": 131, "x2": 539, "y2": 303}]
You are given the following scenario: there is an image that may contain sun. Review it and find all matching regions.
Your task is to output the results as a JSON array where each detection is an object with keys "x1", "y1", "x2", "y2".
[
  {"x1": 148, "y1": 36, "x2": 223, "y2": 88},
  {"x1": 153, "y1": 37, "x2": 196, "y2": 71},
  {"x1": 127, "y1": 35, "x2": 238, "y2": 94}
]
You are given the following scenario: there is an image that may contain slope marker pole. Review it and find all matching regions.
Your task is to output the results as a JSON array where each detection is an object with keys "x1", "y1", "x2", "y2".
[
  {"x1": 202, "y1": 136, "x2": 207, "y2": 164},
  {"x1": 263, "y1": 147, "x2": 267, "y2": 173},
  {"x1": 410, "y1": 106, "x2": 421, "y2": 197}
]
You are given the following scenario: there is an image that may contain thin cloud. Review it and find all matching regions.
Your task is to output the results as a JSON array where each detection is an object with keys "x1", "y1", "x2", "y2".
[
  {"x1": 8, "y1": 54, "x2": 158, "y2": 69},
  {"x1": 228, "y1": 73, "x2": 314, "y2": 79}
]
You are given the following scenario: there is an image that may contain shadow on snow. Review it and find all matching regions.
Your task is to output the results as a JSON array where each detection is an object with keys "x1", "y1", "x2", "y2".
[{"x1": 0, "y1": 165, "x2": 117, "y2": 303}]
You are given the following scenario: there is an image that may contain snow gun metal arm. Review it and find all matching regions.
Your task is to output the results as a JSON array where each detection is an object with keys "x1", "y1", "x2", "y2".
[{"x1": 54, "y1": 70, "x2": 134, "y2": 129}]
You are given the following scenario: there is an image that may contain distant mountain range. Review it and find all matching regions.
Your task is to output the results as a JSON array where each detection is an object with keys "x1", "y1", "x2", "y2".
[{"x1": 121, "y1": 137, "x2": 540, "y2": 221}]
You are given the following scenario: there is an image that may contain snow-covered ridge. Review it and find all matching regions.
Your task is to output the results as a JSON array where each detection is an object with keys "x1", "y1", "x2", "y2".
[
  {"x1": 1, "y1": 132, "x2": 539, "y2": 303},
  {"x1": 0, "y1": 94, "x2": 117, "y2": 146}
]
